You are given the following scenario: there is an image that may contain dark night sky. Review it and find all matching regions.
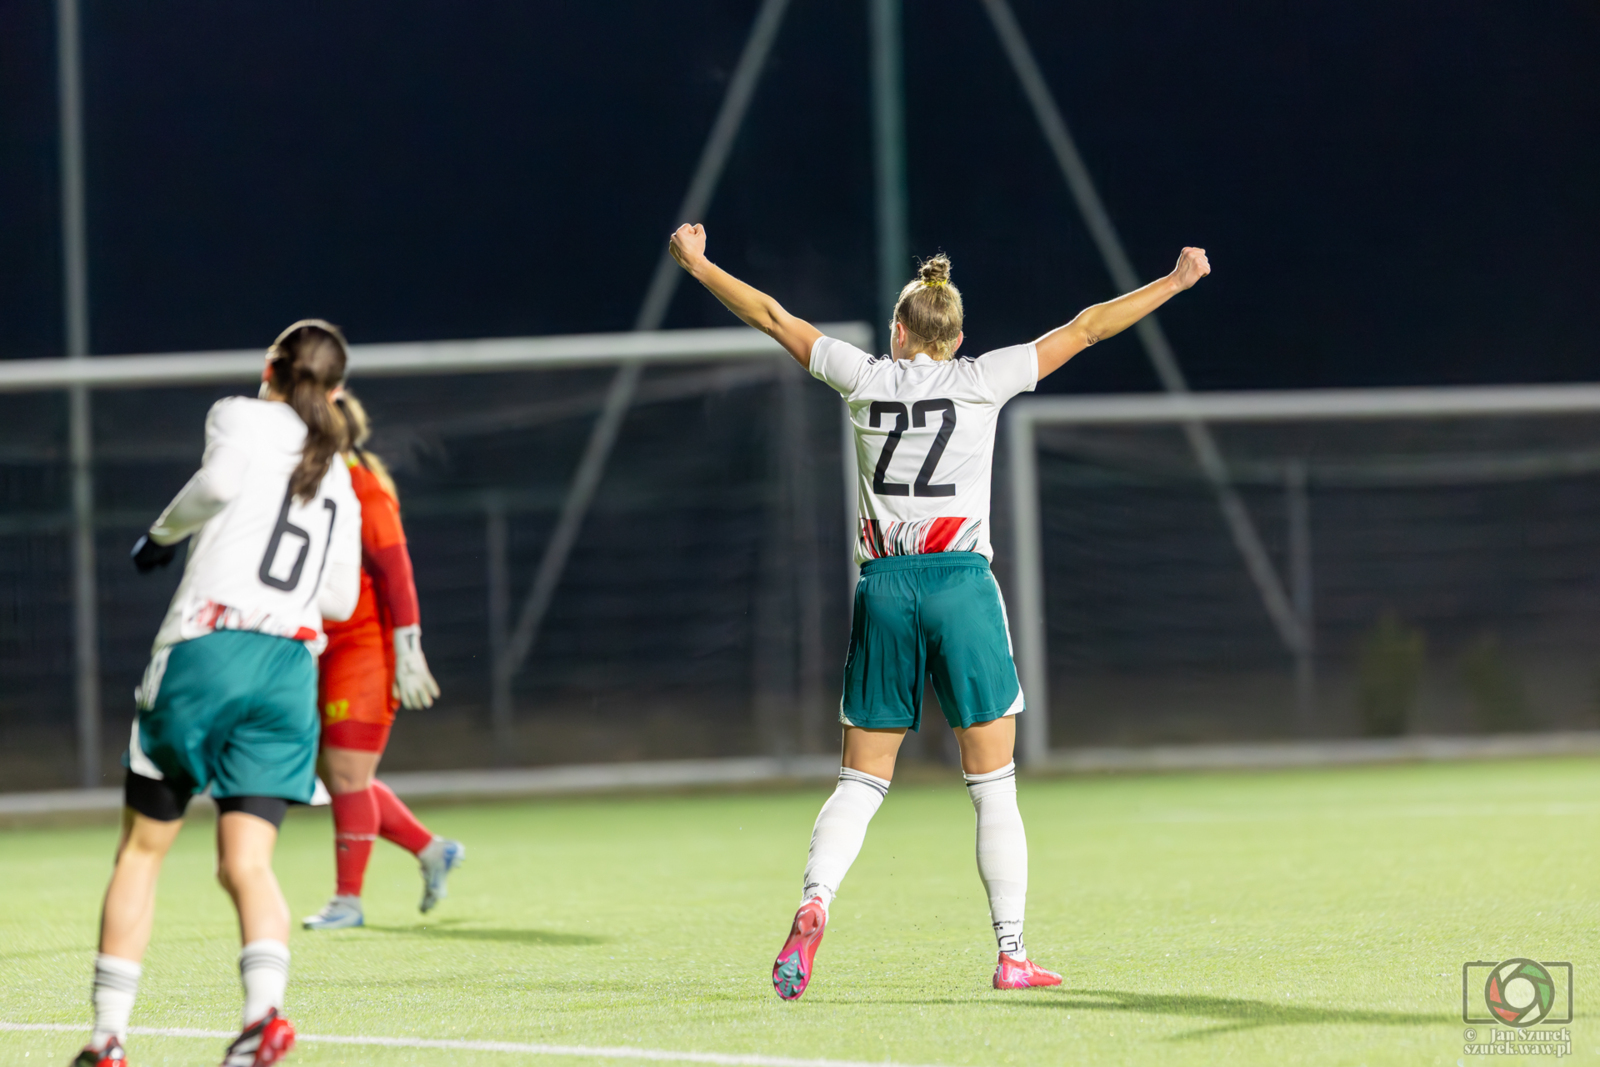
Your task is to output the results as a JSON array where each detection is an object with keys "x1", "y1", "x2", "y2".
[{"x1": 1, "y1": 1, "x2": 1596, "y2": 395}]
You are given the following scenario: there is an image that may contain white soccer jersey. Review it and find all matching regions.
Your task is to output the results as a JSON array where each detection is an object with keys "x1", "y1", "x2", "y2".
[
  {"x1": 810, "y1": 335, "x2": 1037, "y2": 564},
  {"x1": 147, "y1": 397, "x2": 362, "y2": 655}
]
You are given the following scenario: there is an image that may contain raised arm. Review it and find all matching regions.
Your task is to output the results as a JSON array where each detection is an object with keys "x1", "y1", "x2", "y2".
[
  {"x1": 1034, "y1": 247, "x2": 1211, "y2": 379},
  {"x1": 669, "y1": 224, "x2": 823, "y2": 367}
]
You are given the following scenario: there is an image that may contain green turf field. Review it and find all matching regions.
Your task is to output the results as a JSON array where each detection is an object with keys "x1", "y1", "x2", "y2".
[{"x1": 2, "y1": 757, "x2": 1596, "y2": 1066}]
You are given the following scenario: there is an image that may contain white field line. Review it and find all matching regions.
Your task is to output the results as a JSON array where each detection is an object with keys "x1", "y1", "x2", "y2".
[
  {"x1": 1120, "y1": 800, "x2": 1600, "y2": 824},
  {"x1": 0, "y1": 1022, "x2": 940, "y2": 1067}
]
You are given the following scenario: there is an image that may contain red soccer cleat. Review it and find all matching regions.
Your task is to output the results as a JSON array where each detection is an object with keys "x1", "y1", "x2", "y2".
[
  {"x1": 219, "y1": 1008, "x2": 296, "y2": 1066},
  {"x1": 993, "y1": 953, "x2": 1062, "y2": 989},
  {"x1": 772, "y1": 898, "x2": 828, "y2": 1000},
  {"x1": 71, "y1": 1036, "x2": 127, "y2": 1066}
]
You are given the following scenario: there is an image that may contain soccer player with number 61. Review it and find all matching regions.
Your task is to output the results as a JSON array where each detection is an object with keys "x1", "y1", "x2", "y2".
[{"x1": 75, "y1": 320, "x2": 362, "y2": 1067}]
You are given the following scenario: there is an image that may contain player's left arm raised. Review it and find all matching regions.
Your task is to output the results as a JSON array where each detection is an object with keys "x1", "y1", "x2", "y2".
[
  {"x1": 670, "y1": 224, "x2": 823, "y2": 368},
  {"x1": 1033, "y1": 247, "x2": 1210, "y2": 379}
]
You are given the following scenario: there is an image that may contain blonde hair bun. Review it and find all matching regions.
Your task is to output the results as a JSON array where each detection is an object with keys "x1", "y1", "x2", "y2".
[
  {"x1": 893, "y1": 253, "x2": 963, "y2": 357},
  {"x1": 917, "y1": 254, "x2": 952, "y2": 287}
]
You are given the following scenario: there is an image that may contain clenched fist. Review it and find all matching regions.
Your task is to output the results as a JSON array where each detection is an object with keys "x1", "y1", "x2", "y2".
[
  {"x1": 669, "y1": 223, "x2": 708, "y2": 270},
  {"x1": 1172, "y1": 246, "x2": 1210, "y2": 290}
]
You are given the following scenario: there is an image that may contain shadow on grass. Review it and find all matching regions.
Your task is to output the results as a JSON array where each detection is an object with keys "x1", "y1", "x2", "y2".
[
  {"x1": 363, "y1": 923, "x2": 606, "y2": 947},
  {"x1": 1031, "y1": 989, "x2": 1456, "y2": 1040},
  {"x1": 860, "y1": 989, "x2": 1454, "y2": 1040}
]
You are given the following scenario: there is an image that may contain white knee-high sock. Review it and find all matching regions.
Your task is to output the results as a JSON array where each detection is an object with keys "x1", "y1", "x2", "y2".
[
  {"x1": 966, "y1": 761, "x2": 1028, "y2": 959},
  {"x1": 91, "y1": 953, "x2": 142, "y2": 1048},
  {"x1": 800, "y1": 768, "x2": 890, "y2": 909},
  {"x1": 239, "y1": 940, "x2": 290, "y2": 1027}
]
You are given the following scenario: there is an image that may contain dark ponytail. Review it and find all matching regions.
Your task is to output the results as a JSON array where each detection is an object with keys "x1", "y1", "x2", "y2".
[{"x1": 266, "y1": 319, "x2": 349, "y2": 503}]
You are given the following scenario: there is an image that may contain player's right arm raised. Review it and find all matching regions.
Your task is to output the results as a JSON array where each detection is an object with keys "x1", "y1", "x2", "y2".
[
  {"x1": 1033, "y1": 246, "x2": 1211, "y2": 379},
  {"x1": 670, "y1": 223, "x2": 823, "y2": 367}
]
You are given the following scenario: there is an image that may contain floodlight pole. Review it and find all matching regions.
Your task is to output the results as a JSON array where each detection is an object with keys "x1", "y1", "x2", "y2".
[
  {"x1": 490, "y1": 0, "x2": 793, "y2": 725},
  {"x1": 869, "y1": 0, "x2": 908, "y2": 351},
  {"x1": 57, "y1": 0, "x2": 99, "y2": 789}
]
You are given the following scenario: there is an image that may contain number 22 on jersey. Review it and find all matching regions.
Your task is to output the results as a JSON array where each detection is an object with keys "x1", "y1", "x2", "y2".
[{"x1": 870, "y1": 399, "x2": 957, "y2": 498}]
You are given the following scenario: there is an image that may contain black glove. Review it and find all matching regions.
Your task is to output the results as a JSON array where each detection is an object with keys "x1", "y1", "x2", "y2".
[{"x1": 131, "y1": 534, "x2": 180, "y2": 573}]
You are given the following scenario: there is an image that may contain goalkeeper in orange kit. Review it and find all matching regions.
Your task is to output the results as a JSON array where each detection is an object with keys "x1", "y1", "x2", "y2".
[{"x1": 302, "y1": 392, "x2": 463, "y2": 930}]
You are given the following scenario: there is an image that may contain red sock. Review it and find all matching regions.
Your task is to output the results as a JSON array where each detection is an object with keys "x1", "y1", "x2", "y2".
[
  {"x1": 372, "y1": 779, "x2": 434, "y2": 855},
  {"x1": 330, "y1": 788, "x2": 379, "y2": 897}
]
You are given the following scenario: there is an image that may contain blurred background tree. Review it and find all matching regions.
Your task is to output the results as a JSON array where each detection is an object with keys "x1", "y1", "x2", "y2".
[
  {"x1": 1357, "y1": 612, "x2": 1425, "y2": 737},
  {"x1": 1461, "y1": 632, "x2": 1529, "y2": 733}
]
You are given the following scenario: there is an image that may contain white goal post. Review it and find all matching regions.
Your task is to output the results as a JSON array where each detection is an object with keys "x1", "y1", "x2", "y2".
[{"x1": 1006, "y1": 383, "x2": 1600, "y2": 768}]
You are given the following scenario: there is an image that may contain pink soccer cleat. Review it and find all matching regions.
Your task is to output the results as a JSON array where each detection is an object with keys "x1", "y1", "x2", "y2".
[
  {"x1": 993, "y1": 953, "x2": 1062, "y2": 989},
  {"x1": 219, "y1": 1008, "x2": 296, "y2": 1066},
  {"x1": 772, "y1": 898, "x2": 828, "y2": 1000}
]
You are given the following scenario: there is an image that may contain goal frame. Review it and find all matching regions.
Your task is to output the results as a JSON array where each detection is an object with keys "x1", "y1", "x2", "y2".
[
  {"x1": 2, "y1": 322, "x2": 873, "y2": 786},
  {"x1": 1005, "y1": 382, "x2": 1600, "y2": 767},
  {"x1": 0, "y1": 324, "x2": 873, "y2": 391}
]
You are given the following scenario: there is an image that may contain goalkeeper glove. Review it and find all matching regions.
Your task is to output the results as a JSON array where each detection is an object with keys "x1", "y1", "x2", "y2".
[{"x1": 392, "y1": 624, "x2": 441, "y2": 709}]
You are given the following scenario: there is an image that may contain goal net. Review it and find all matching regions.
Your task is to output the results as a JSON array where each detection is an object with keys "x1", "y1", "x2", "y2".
[
  {"x1": 0, "y1": 325, "x2": 868, "y2": 791},
  {"x1": 1005, "y1": 387, "x2": 1600, "y2": 762}
]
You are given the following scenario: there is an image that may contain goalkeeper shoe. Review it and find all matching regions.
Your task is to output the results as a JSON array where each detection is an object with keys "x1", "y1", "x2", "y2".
[
  {"x1": 772, "y1": 898, "x2": 827, "y2": 1001},
  {"x1": 418, "y1": 838, "x2": 464, "y2": 914},
  {"x1": 302, "y1": 894, "x2": 363, "y2": 930},
  {"x1": 219, "y1": 1009, "x2": 295, "y2": 1067},
  {"x1": 993, "y1": 953, "x2": 1062, "y2": 989},
  {"x1": 71, "y1": 1037, "x2": 126, "y2": 1066}
]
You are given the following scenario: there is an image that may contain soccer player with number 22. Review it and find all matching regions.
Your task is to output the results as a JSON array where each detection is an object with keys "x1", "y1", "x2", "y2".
[
  {"x1": 76, "y1": 321, "x2": 362, "y2": 1066},
  {"x1": 670, "y1": 224, "x2": 1209, "y2": 998}
]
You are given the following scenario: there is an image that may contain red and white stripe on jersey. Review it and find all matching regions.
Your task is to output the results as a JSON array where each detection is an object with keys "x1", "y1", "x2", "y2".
[
  {"x1": 859, "y1": 516, "x2": 984, "y2": 559},
  {"x1": 191, "y1": 599, "x2": 320, "y2": 644}
]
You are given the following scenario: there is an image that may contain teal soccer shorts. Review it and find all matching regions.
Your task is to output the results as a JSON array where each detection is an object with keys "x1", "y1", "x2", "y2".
[
  {"x1": 839, "y1": 551, "x2": 1024, "y2": 731},
  {"x1": 128, "y1": 629, "x2": 319, "y2": 806}
]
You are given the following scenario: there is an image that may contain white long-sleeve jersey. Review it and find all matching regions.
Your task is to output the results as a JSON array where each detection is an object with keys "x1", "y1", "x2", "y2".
[
  {"x1": 810, "y1": 335, "x2": 1038, "y2": 564},
  {"x1": 147, "y1": 397, "x2": 361, "y2": 655}
]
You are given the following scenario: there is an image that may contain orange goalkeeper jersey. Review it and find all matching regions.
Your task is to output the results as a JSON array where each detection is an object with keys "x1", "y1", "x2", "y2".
[{"x1": 322, "y1": 453, "x2": 420, "y2": 643}]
